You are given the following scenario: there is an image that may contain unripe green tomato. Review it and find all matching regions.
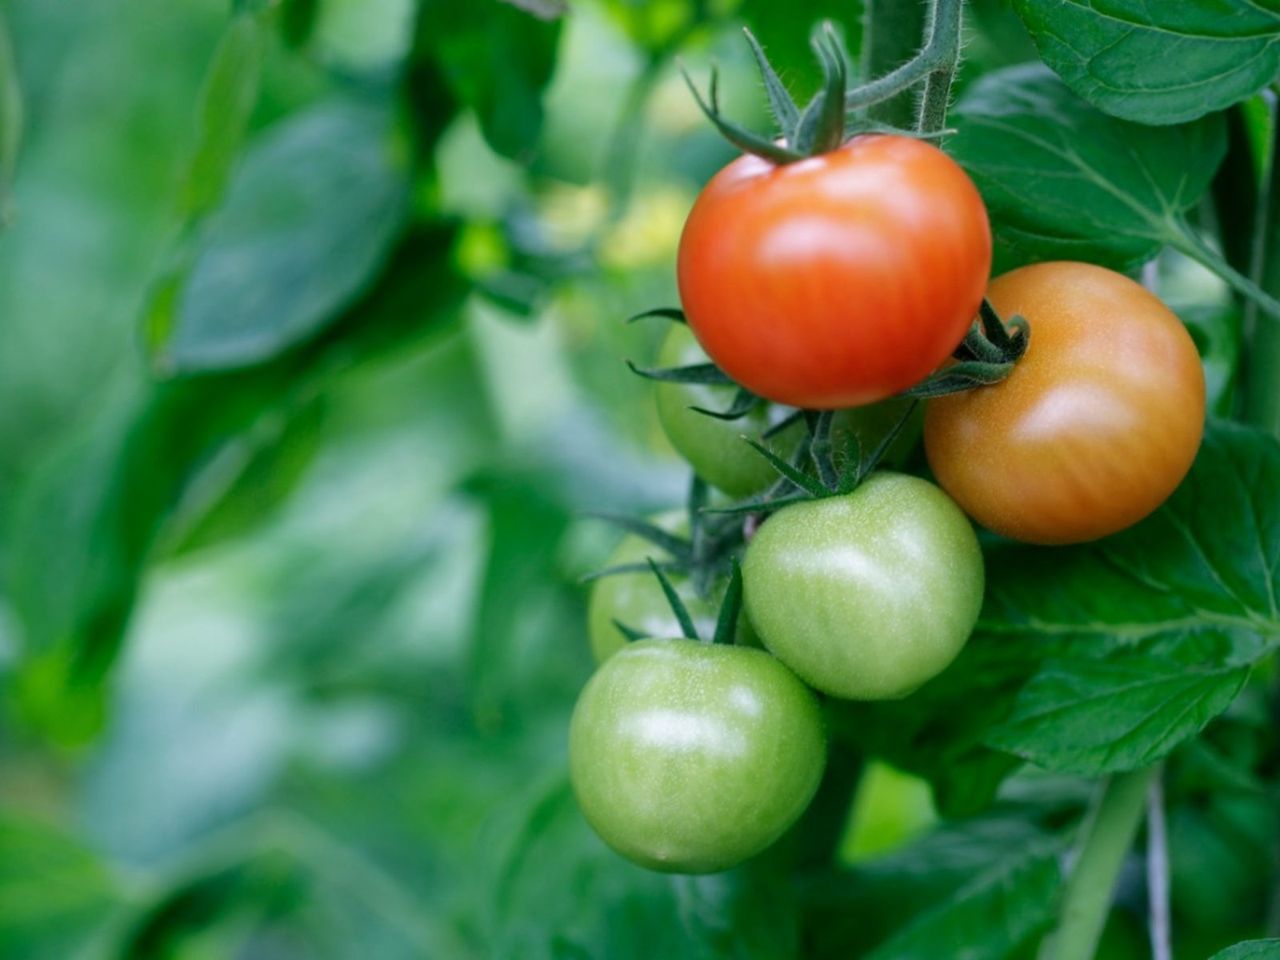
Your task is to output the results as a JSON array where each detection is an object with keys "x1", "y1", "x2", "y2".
[
  {"x1": 569, "y1": 639, "x2": 826, "y2": 873},
  {"x1": 655, "y1": 324, "x2": 802, "y2": 498},
  {"x1": 586, "y1": 512, "x2": 757, "y2": 662},
  {"x1": 742, "y1": 472, "x2": 983, "y2": 700}
]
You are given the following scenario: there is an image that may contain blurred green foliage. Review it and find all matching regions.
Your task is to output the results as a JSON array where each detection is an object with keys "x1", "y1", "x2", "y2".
[{"x1": 0, "y1": 1, "x2": 1277, "y2": 957}]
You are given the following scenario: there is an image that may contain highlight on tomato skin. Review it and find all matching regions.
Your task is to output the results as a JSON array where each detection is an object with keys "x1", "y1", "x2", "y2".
[
  {"x1": 923, "y1": 260, "x2": 1207, "y2": 546},
  {"x1": 676, "y1": 134, "x2": 992, "y2": 411}
]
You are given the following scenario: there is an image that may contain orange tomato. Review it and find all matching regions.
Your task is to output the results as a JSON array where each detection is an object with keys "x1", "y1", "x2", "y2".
[
  {"x1": 676, "y1": 135, "x2": 991, "y2": 409},
  {"x1": 924, "y1": 261, "x2": 1206, "y2": 545}
]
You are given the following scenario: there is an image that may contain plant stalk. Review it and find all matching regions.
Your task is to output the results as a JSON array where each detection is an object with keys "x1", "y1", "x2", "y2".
[
  {"x1": 1043, "y1": 766, "x2": 1158, "y2": 960},
  {"x1": 915, "y1": 0, "x2": 964, "y2": 134},
  {"x1": 1243, "y1": 90, "x2": 1280, "y2": 437},
  {"x1": 1146, "y1": 770, "x2": 1172, "y2": 960},
  {"x1": 856, "y1": 0, "x2": 930, "y2": 125}
]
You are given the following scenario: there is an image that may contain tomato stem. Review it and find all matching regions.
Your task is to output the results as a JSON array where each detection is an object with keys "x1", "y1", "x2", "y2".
[
  {"x1": 1171, "y1": 224, "x2": 1280, "y2": 326},
  {"x1": 846, "y1": 0, "x2": 962, "y2": 121},
  {"x1": 1241, "y1": 90, "x2": 1280, "y2": 438},
  {"x1": 1043, "y1": 766, "x2": 1158, "y2": 960},
  {"x1": 914, "y1": 0, "x2": 965, "y2": 134}
]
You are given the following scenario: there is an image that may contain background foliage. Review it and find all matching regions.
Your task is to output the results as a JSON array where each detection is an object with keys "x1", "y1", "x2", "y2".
[{"x1": 2, "y1": 0, "x2": 1280, "y2": 958}]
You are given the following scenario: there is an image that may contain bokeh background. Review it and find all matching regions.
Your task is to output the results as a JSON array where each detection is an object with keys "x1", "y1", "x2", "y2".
[{"x1": 0, "y1": 1, "x2": 1232, "y2": 957}]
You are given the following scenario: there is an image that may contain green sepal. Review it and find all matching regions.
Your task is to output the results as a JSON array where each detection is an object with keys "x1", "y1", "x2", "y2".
[
  {"x1": 806, "y1": 409, "x2": 839, "y2": 491},
  {"x1": 743, "y1": 438, "x2": 828, "y2": 497},
  {"x1": 689, "y1": 387, "x2": 758, "y2": 421},
  {"x1": 701, "y1": 492, "x2": 813, "y2": 517},
  {"x1": 793, "y1": 23, "x2": 847, "y2": 156},
  {"x1": 743, "y1": 27, "x2": 800, "y2": 139},
  {"x1": 904, "y1": 361, "x2": 1015, "y2": 398},
  {"x1": 680, "y1": 63, "x2": 805, "y2": 165},
  {"x1": 610, "y1": 619, "x2": 649, "y2": 643},
  {"x1": 627, "y1": 306, "x2": 686, "y2": 324},
  {"x1": 580, "y1": 560, "x2": 684, "y2": 584},
  {"x1": 711, "y1": 558, "x2": 744, "y2": 646},
  {"x1": 646, "y1": 558, "x2": 700, "y2": 641},
  {"x1": 625, "y1": 360, "x2": 736, "y2": 386},
  {"x1": 586, "y1": 512, "x2": 692, "y2": 559}
]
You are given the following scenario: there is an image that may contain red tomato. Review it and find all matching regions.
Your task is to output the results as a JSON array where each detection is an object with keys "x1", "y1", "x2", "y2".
[
  {"x1": 676, "y1": 135, "x2": 991, "y2": 409},
  {"x1": 924, "y1": 261, "x2": 1206, "y2": 545}
]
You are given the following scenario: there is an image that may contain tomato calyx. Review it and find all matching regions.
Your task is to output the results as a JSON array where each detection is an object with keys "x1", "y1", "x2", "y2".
[
  {"x1": 682, "y1": 16, "x2": 962, "y2": 167},
  {"x1": 585, "y1": 477, "x2": 742, "y2": 602},
  {"x1": 904, "y1": 300, "x2": 1030, "y2": 399},
  {"x1": 644, "y1": 556, "x2": 745, "y2": 647},
  {"x1": 710, "y1": 402, "x2": 920, "y2": 518}
]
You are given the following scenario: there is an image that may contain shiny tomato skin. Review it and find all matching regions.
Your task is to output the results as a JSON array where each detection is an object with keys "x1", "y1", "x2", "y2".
[
  {"x1": 742, "y1": 472, "x2": 984, "y2": 701},
  {"x1": 924, "y1": 261, "x2": 1206, "y2": 545},
  {"x1": 677, "y1": 135, "x2": 991, "y2": 409},
  {"x1": 569, "y1": 639, "x2": 826, "y2": 873}
]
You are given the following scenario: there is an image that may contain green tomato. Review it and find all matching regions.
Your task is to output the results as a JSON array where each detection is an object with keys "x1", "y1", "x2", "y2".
[
  {"x1": 742, "y1": 472, "x2": 983, "y2": 700},
  {"x1": 586, "y1": 512, "x2": 758, "y2": 662},
  {"x1": 569, "y1": 639, "x2": 826, "y2": 873},
  {"x1": 655, "y1": 324, "x2": 801, "y2": 498}
]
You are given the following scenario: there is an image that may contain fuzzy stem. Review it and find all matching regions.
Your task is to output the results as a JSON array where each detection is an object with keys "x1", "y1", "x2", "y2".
[
  {"x1": 1044, "y1": 766, "x2": 1158, "y2": 960},
  {"x1": 856, "y1": 0, "x2": 930, "y2": 126},
  {"x1": 915, "y1": 0, "x2": 964, "y2": 134}
]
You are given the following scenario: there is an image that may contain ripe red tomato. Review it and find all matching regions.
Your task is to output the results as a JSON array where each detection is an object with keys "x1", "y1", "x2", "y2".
[
  {"x1": 924, "y1": 261, "x2": 1206, "y2": 545},
  {"x1": 676, "y1": 135, "x2": 991, "y2": 409}
]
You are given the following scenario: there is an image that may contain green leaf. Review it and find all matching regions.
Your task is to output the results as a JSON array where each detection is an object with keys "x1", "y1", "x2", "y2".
[
  {"x1": 949, "y1": 64, "x2": 1226, "y2": 273},
  {"x1": 1013, "y1": 0, "x2": 1280, "y2": 125},
  {"x1": 177, "y1": 12, "x2": 265, "y2": 221},
  {"x1": 8, "y1": 224, "x2": 466, "y2": 740},
  {"x1": 413, "y1": 0, "x2": 561, "y2": 161},
  {"x1": 153, "y1": 100, "x2": 411, "y2": 373},
  {"x1": 1209, "y1": 941, "x2": 1280, "y2": 960},
  {"x1": 984, "y1": 640, "x2": 1252, "y2": 774},
  {"x1": 0, "y1": 8, "x2": 20, "y2": 223},
  {"x1": 864, "y1": 843, "x2": 1061, "y2": 960},
  {"x1": 0, "y1": 813, "x2": 126, "y2": 959},
  {"x1": 804, "y1": 813, "x2": 1065, "y2": 957}
]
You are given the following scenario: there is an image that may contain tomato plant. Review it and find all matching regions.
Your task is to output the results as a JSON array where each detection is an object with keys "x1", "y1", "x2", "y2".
[
  {"x1": 924, "y1": 261, "x2": 1206, "y2": 545},
  {"x1": 569, "y1": 638, "x2": 826, "y2": 873},
  {"x1": 677, "y1": 134, "x2": 991, "y2": 409},
  {"x1": 741, "y1": 472, "x2": 984, "y2": 700}
]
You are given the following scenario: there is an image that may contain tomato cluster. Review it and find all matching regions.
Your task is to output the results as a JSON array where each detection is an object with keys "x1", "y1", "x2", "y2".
[{"x1": 571, "y1": 52, "x2": 1206, "y2": 876}]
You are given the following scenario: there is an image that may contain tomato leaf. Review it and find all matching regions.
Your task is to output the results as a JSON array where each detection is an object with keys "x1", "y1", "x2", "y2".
[
  {"x1": 412, "y1": 0, "x2": 561, "y2": 161},
  {"x1": 150, "y1": 101, "x2": 411, "y2": 373},
  {"x1": 1013, "y1": 0, "x2": 1280, "y2": 125},
  {"x1": 949, "y1": 64, "x2": 1226, "y2": 273},
  {"x1": 176, "y1": 12, "x2": 265, "y2": 222},
  {"x1": 984, "y1": 641, "x2": 1252, "y2": 775},
  {"x1": 1209, "y1": 942, "x2": 1280, "y2": 960},
  {"x1": 804, "y1": 814, "x2": 1065, "y2": 958},
  {"x1": 0, "y1": 813, "x2": 127, "y2": 959},
  {"x1": 863, "y1": 842, "x2": 1061, "y2": 960}
]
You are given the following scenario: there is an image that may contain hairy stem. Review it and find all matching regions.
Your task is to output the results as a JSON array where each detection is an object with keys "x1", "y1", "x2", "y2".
[
  {"x1": 856, "y1": 0, "x2": 930, "y2": 125},
  {"x1": 915, "y1": 0, "x2": 964, "y2": 134},
  {"x1": 1044, "y1": 766, "x2": 1157, "y2": 960}
]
